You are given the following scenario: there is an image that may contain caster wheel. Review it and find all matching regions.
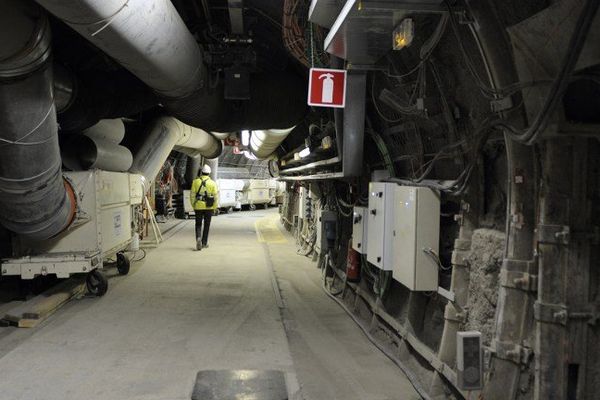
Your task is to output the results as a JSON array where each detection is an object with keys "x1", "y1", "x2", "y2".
[
  {"x1": 116, "y1": 252, "x2": 131, "y2": 275},
  {"x1": 250, "y1": 204, "x2": 256, "y2": 211},
  {"x1": 263, "y1": 203, "x2": 268, "y2": 209},
  {"x1": 184, "y1": 214, "x2": 189, "y2": 220},
  {"x1": 227, "y1": 207, "x2": 233, "y2": 214},
  {"x1": 86, "y1": 270, "x2": 108, "y2": 297}
]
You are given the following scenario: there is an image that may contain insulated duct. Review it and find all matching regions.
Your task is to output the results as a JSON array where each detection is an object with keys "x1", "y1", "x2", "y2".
[
  {"x1": 212, "y1": 132, "x2": 231, "y2": 140},
  {"x1": 0, "y1": 0, "x2": 75, "y2": 240},
  {"x1": 61, "y1": 119, "x2": 133, "y2": 172},
  {"x1": 35, "y1": 0, "x2": 307, "y2": 133},
  {"x1": 35, "y1": 0, "x2": 204, "y2": 99},
  {"x1": 164, "y1": 71, "x2": 308, "y2": 131},
  {"x1": 130, "y1": 117, "x2": 223, "y2": 189},
  {"x1": 56, "y1": 69, "x2": 158, "y2": 132},
  {"x1": 250, "y1": 127, "x2": 295, "y2": 159}
]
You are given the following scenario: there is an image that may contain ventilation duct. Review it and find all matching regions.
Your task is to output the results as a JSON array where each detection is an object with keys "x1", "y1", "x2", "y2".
[
  {"x1": 55, "y1": 69, "x2": 158, "y2": 132},
  {"x1": 62, "y1": 119, "x2": 133, "y2": 172},
  {"x1": 130, "y1": 117, "x2": 223, "y2": 189},
  {"x1": 35, "y1": 0, "x2": 307, "y2": 133},
  {"x1": 250, "y1": 127, "x2": 295, "y2": 159},
  {"x1": 0, "y1": 0, "x2": 75, "y2": 240},
  {"x1": 164, "y1": 71, "x2": 308, "y2": 131},
  {"x1": 212, "y1": 132, "x2": 231, "y2": 140},
  {"x1": 35, "y1": 0, "x2": 204, "y2": 99}
]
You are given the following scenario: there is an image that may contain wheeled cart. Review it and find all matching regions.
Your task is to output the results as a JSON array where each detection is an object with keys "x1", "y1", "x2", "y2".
[{"x1": 0, "y1": 170, "x2": 144, "y2": 296}]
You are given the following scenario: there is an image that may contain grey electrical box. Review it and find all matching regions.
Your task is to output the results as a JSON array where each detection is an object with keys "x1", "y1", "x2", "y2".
[
  {"x1": 316, "y1": 210, "x2": 337, "y2": 254},
  {"x1": 366, "y1": 182, "x2": 396, "y2": 270},
  {"x1": 457, "y1": 331, "x2": 483, "y2": 390},
  {"x1": 392, "y1": 186, "x2": 440, "y2": 291},
  {"x1": 352, "y1": 206, "x2": 368, "y2": 254}
]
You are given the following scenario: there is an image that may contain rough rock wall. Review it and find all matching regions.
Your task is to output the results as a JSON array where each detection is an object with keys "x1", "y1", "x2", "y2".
[{"x1": 465, "y1": 228, "x2": 505, "y2": 345}]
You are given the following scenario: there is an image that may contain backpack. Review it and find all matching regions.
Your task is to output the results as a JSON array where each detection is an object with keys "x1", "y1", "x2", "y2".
[{"x1": 195, "y1": 179, "x2": 215, "y2": 207}]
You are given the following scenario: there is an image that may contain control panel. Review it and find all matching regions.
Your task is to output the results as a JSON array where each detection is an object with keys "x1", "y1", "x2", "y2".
[{"x1": 352, "y1": 206, "x2": 368, "y2": 254}]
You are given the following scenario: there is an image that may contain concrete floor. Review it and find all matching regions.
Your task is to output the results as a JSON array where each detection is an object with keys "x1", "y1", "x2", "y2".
[{"x1": 0, "y1": 209, "x2": 419, "y2": 400}]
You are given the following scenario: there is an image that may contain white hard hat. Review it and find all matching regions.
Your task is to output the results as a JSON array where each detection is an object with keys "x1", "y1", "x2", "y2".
[{"x1": 202, "y1": 165, "x2": 212, "y2": 174}]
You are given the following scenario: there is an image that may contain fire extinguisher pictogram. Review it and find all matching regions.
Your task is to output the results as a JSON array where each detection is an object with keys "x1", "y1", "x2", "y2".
[{"x1": 319, "y1": 73, "x2": 334, "y2": 103}]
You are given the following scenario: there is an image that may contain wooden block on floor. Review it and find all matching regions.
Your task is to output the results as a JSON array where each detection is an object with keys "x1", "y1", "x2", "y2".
[{"x1": 2, "y1": 278, "x2": 86, "y2": 328}]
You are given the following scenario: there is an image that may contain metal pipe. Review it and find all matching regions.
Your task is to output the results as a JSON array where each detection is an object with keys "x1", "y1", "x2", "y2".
[
  {"x1": 35, "y1": 0, "x2": 204, "y2": 99},
  {"x1": 82, "y1": 119, "x2": 126, "y2": 143},
  {"x1": 130, "y1": 117, "x2": 223, "y2": 189},
  {"x1": 173, "y1": 121, "x2": 222, "y2": 159},
  {"x1": 36, "y1": 0, "x2": 306, "y2": 134},
  {"x1": 0, "y1": 0, "x2": 75, "y2": 240},
  {"x1": 250, "y1": 127, "x2": 295, "y2": 159},
  {"x1": 342, "y1": 71, "x2": 366, "y2": 177},
  {"x1": 62, "y1": 135, "x2": 133, "y2": 172}
]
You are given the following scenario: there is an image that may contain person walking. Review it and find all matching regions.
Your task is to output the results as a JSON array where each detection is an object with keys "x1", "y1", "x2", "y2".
[{"x1": 190, "y1": 165, "x2": 218, "y2": 250}]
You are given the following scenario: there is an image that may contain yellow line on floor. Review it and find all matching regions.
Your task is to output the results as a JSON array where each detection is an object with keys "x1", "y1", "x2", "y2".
[{"x1": 255, "y1": 214, "x2": 288, "y2": 243}]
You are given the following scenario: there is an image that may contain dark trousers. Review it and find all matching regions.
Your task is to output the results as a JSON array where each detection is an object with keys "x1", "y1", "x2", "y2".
[{"x1": 195, "y1": 210, "x2": 213, "y2": 244}]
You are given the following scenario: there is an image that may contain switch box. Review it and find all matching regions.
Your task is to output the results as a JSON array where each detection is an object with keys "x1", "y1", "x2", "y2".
[
  {"x1": 352, "y1": 206, "x2": 368, "y2": 254},
  {"x1": 316, "y1": 210, "x2": 337, "y2": 254},
  {"x1": 366, "y1": 182, "x2": 396, "y2": 270},
  {"x1": 298, "y1": 187, "x2": 311, "y2": 219},
  {"x1": 457, "y1": 331, "x2": 483, "y2": 390},
  {"x1": 392, "y1": 186, "x2": 440, "y2": 291}
]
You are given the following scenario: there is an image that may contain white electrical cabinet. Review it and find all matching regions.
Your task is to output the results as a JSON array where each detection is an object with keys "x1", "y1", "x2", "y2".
[
  {"x1": 392, "y1": 186, "x2": 440, "y2": 291},
  {"x1": 366, "y1": 182, "x2": 397, "y2": 270},
  {"x1": 298, "y1": 187, "x2": 309, "y2": 219},
  {"x1": 352, "y1": 206, "x2": 368, "y2": 254},
  {"x1": 365, "y1": 182, "x2": 440, "y2": 291}
]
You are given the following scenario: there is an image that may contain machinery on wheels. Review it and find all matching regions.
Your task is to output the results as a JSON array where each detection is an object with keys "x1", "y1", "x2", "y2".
[{"x1": 0, "y1": 170, "x2": 144, "y2": 296}]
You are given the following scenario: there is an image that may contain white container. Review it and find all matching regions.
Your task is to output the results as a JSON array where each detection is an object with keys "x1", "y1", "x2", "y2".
[
  {"x1": 4, "y1": 170, "x2": 143, "y2": 279},
  {"x1": 219, "y1": 189, "x2": 237, "y2": 208}
]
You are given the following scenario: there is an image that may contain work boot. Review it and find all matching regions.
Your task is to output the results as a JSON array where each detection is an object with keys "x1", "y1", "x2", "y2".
[
  {"x1": 196, "y1": 239, "x2": 202, "y2": 251},
  {"x1": 203, "y1": 243, "x2": 209, "y2": 249}
]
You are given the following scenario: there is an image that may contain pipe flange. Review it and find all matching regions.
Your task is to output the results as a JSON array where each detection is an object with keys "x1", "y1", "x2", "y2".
[{"x1": 0, "y1": 16, "x2": 52, "y2": 79}]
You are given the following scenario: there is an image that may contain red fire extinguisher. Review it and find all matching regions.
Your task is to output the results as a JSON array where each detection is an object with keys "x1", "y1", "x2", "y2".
[{"x1": 346, "y1": 238, "x2": 360, "y2": 282}]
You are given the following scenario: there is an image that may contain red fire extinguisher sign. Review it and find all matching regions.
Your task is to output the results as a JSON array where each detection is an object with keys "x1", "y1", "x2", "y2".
[{"x1": 307, "y1": 67, "x2": 347, "y2": 108}]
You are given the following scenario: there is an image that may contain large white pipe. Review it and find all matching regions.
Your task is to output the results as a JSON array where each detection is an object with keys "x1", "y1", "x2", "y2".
[
  {"x1": 211, "y1": 132, "x2": 231, "y2": 140},
  {"x1": 35, "y1": 0, "x2": 203, "y2": 98},
  {"x1": 130, "y1": 117, "x2": 222, "y2": 188},
  {"x1": 250, "y1": 127, "x2": 295, "y2": 159},
  {"x1": 174, "y1": 121, "x2": 222, "y2": 159},
  {"x1": 82, "y1": 118, "x2": 125, "y2": 143}
]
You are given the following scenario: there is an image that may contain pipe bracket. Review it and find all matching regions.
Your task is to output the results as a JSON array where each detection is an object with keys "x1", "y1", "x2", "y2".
[
  {"x1": 536, "y1": 224, "x2": 570, "y2": 245},
  {"x1": 493, "y1": 340, "x2": 533, "y2": 365},
  {"x1": 535, "y1": 301, "x2": 600, "y2": 326},
  {"x1": 499, "y1": 270, "x2": 538, "y2": 292},
  {"x1": 451, "y1": 249, "x2": 470, "y2": 268},
  {"x1": 443, "y1": 304, "x2": 467, "y2": 323},
  {"x1": 534, "y1": 302, "x2": 568, "y2": 326}
]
